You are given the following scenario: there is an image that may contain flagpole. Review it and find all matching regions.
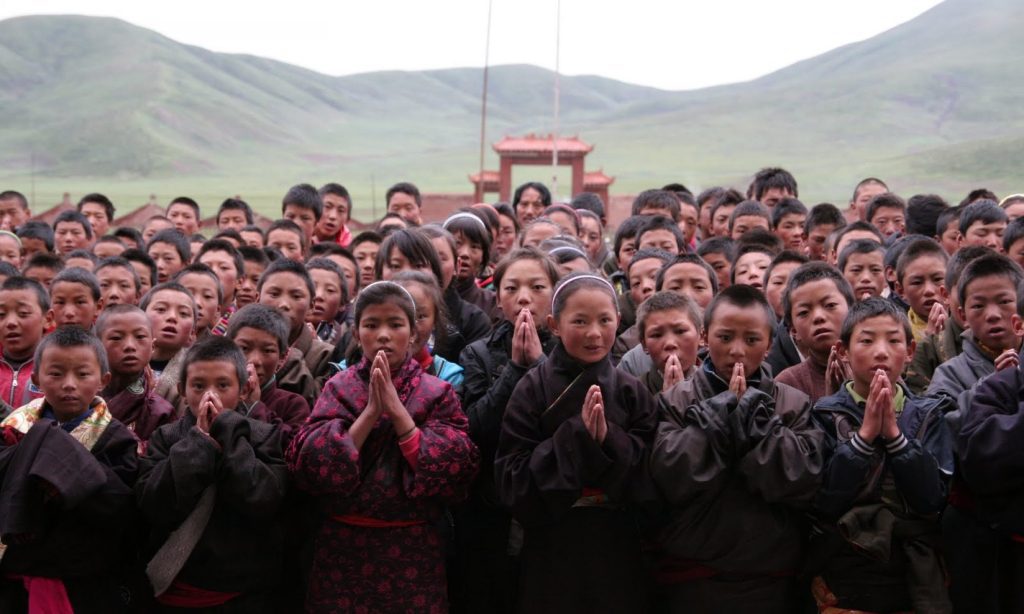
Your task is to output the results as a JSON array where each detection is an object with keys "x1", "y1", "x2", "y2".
[{"x1": 551, "y1": 0, "x2": 561, "y2": 200}]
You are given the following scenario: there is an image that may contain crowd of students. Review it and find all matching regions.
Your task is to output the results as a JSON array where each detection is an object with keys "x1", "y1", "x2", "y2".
[{"x1": 0, "y1": 169, "x2": 1020, "y2": 612}]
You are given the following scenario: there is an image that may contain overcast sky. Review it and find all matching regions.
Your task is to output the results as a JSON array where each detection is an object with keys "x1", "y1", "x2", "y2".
[{"x1": 2, "y1": 0, "x2": 944, "y2": 90}]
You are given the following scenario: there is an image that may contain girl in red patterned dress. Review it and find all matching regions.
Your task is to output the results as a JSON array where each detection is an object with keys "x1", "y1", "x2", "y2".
[{"x1": 287, "y1": 281, "x2": 479, "y2": 613}]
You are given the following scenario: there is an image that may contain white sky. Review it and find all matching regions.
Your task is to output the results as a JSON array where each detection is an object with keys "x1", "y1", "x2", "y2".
[{"x1": 1, "y1": 0, "x2": 944, "y2": 90}]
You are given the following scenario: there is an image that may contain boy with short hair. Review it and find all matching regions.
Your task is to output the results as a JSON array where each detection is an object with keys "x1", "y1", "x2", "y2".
[
  {"x1": 730, "y1": 244, "x2": 773, "y2": 290},
  {"x1": 174, "y1": 263, "x2": 224, "y2": 339},
  {"x1": 729, "y1": 200, "x2": 772, "y2": 240},
  {"x1": 709, "y1": 189, "x2": 744, "y2": 237},
  {"x1": 21, "y1": 252, "x2": 63, "y2": 290},
  {"x1": 934, "y1": 206, "x2": 962, "y2": 255},
  {"x1": 77, "y1": 192, "x2": 115, "y2": 238},
  {"x1": 926, "y1": 253, "x2": 1024, "y2": 401},
  {"x1": 865, "y1": 193, "x2": 906, "y2": 240},
  {"x1": 0, "y1": 277, "x2": 49, "y2": 409},
  {"x1": 848, "y1": 177, "x2": 888, "y2": 222},
  {"x1": 959, "y1": 199, "x2": 1008, "y2": 252},
  {"x1": 49, "y1": 267, "x2": 103, "y2": 328},
  {"x1": 634, "y1": 291, "x2": 702, "y2": 394},
  {"x1": 350, "y1": 230, "x2": 382, "y2": 290},
  {"x1": 803, "y1": 203, "x2": 847, "y2": 261},
  {"x1": 94, "y1": 235, "x2": 128, "y2": 259},
  {"x1": 266, "y1": 219, "x2": 307, "y2": 262},
  {"x1": 316, "y1": 183, "x2": 352, "y2": 246},
  {"x1": 771, "y1": 198, "x2": 808, "y2": 252},
  {"x1": 142, "y1": 215, "x2": 174, "y2": 245},
  {"x1": 751, "y1": 166, "x2": 798, "y2": 207},
  {"x1": 96, "y1": 256, "x2": 142, "y2": 307},
  {"x1": 237, "y1": 245, "x2": 268, "y2": 309},
  {"x1": 631, "y1": 189, "x2": 681, "y2": 221},
  {"x1": 281, "y1": 183, "x2": 322, "y2": 248},
  {"x1": 97, "y1": 304, "x2": 175, "y2": 444},
  {"x1": 810, "y1": 298, "x2": 953, "y2": 613},
  {"x1": 53, "y1": 210, "x2": 93, "y2": 255},
  {"x1": 893, "y1": 237, "x2": 949, "y2": 342},
  {"x1": 166, "y1": 196, "x2": 201, "y2": 235},
  {"x1": 240, "y1": 225, "x2": 265, "y2": 248},
  {"x1": 64, "y1": 249, "x2": 98, "y2": 271},
  {"x1": 635, "y1": 215, "x2": 687, "y2": 255},
  {"x1": 142, "y1": 282, "x2": 198, "y2": 415},
  {"x1": 839, "y1": 239, "x2": 887, "y2": 301},
  {"x1": 197, "y1": 239, "x2": 244, "y2": 319},
  {"x1": 147, "y1": 228, "x2": 191, "y2": 284},
  {"x1": 764, "y1": 250, "x2": 809, "y2": 319},
  {"x1": 136, "y1": 337, "x2": 288, "y2": 610},
  {"x1": 121, "y1": 248, "x2": 158, "y2": 297},
  {"x1": 1002, "y1": 216, "x2": 1024, "y2": 270},
  {"x1": 776, "y1": 262, "x2": 855, "y2": 403},
  {"x1": 651, "y1": 284, "x2": 823, "y2": 611},
  {"x1": 216, "y1": 197, "x2": 253, "y2": 232},
  {"x1": 0, "y1": 326, "x2": 139, "y2": 611},
  {"x1": 306, "y1": 258, "x2": 349, "y2": 345},
  {"x1": 15, "y1": 220, "x2": 54, "y2": 257},
  {"x1": 226, "y1": 304, "x2": 310, "y2": 444},
  {"x1": 612, "y1": 248, "x2": 674, "y2": 363},
  {"x1": 696, "y1": 236, "x2": 734, "y2": 290},
  {"x1": 829, "y1": 221, "x2": 884, "y2": 266}
]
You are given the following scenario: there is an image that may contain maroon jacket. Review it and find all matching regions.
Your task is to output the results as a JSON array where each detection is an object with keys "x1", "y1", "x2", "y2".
[
  {"x1": 103, "y1": 369, "x2": 177, "y2": 446},
  {"x1": 246, "y1": 379, "x2": 310, "y2": 446}
]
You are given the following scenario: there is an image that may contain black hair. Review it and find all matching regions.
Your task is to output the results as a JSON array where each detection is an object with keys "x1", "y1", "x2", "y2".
[
  {"x1": 542, "y1": 204, "x2": 581, "y2": 234},
  {"x1": 309, "y1": 242, "x2": 347, "y2": 258},
  {"x1": 905, "y1": 194, "x2": 949, "y2": 237},
  {"x1": 0, "y1": 276, "x2": 49, "y2": 312},
  {"x1": 696, "y1": 236, "x2": 736, "y2": 262},
  {"x1": 319, "y1": 182, "x2": 352, "y2": 206},
  {"x1": 735, "y1": 227, "x2": 784, "y2": 255},
  {"x1": 444, "y1": 214, "x2": 493, "y2": 274},
  {"x1": 945, "y1": 246, "x2": 994, "y2": 295},
  {"x1": 935, "y1": 207, "x2": 962, "y2": 237},
  {"x1": 959, "y1": 199, "x2": 1008, "y2": 236},
  {"x1": 709, "y1": 188, "x2": 745, "y2": 223},
  {"x1": 838, "y1": 239, "x2": 886, "y2": 272},
  {"x1": 54, "y1": 210, "x2": 93, "y2": 240},
  {"x1": 696, "y1": 187, "x2": 725, "y2": 210},
  {"x1": 121, "y1": 249, "x2": 158, "y2": 287},
  {"x1": 629, "y1": 248, "x2": 674, "y2": 273},
  {"x1": 374, "y1": 228, "x2": 443, "y2": 283},
  {"x1": 1004, "y1": 218, "x2": 1024, "y2": 253},
  {"x1": 226, "y1": 303, "x2": 290, "y2": 354},
  {"x1": 174, "y1": 263, "x2": 224, "y2": 306},
  {"x1": 16, "y1": 221, "x2": 55, "y2": 252},
  {"x1": 728, "y1": 200, "x2": 771, "y2": 232},
  {"x1": 386, "y1": 182, "x2": 423, "y2": 208},
  {"x1": 140, "y1": 280, "x2": 197, "y2": 318},
  {"x1": 95, "y1": 235, "x2": 126, "y2": 249},
  {"x1": 95, "y1": 256, "x2": 142, "y2": 292},
  {"x1": 631, "y1": 189, "x2": 681, "y2": 221},
  {"x1": 895, "y1": 237, "x2": 948, "y2": 283},
  {"x1": 0, "y1": 261, "x2": 19, "y2": 279},
  {"x1": 770, "y1": 198, "x2": 808, "y2": 229},
  {"x1": 76, "y1": 193, "x2": 115, "y2": 221},
  {"x1": 113, "y1": 227, "x2": 144, "y2": 249},
  {"x1": 751, "y1": 167, "x2": 798, "y2": 200},
  {"x1": 551, "y1": 272, "x2": 617, "y2": 318},
  {"x1": 33, "y1": 325, "x2": 108, "y2": 376},
  {"x1": 960, "y1": 188, "x2": 999, "y2": 208},
  {"x1": 392, "y1": 270, "x2": 450, "y2": 348},
  {"x1": 730, "y1": 244, "x2": 775, "y2": 284},
  {"x1": 661, "y1": 182, "x2": 693, "y2": 197},
  {"x1": 637, "y1": 291, "x2": 702, "y2": 338},
  {"x1": 190, "y1": 233, "x2": 207, "y2": 244},
  {"x1": 180, "y1": 337, "x2": 247, "y2": 392},
  {"x1": 851, "y1": 178, "x2": 888, "y2": 203},
  {"x1": 257, "y1": 258, "x2": 315, "y2": 302},
  {"x1": 704, "y1": 284, "x2": 777, "y2": 340},
  {"x1": 197, "y1": 239, "x2": 244, "y2": 277},
  {"x1": 493, "y1": 203, "x2": 521, "y2": 235},
  {"x1": 781, "y1": 261, "x2": 855, "y2": 328},
  {"x1": 883, "y1": 234, "x2": 921, "y2": 274},
  {"x1": 492, "y1": 247, "x2": 560, "y2": 292},
  {"x1": 350, "y1": 230, "x2": 384, "y2": 251},
  {"x1": 763, "y1": 250, "x2": 809, "y2": 287},
  {"x1": 282, "y1": 183, "x2": 323, "y2": 220},
  {"x1": 217, "y1": 198, "x2": 254, "y2": 225},
  {"x1": 168, "y1": 196, "x2": 200, "y2": 219},
  {"x1": 866, "y1": 193, "x2": 907, "y2": 223},
  {"x1": 240, "y1": 225, "x2": 265, "y2": 241},
  {"x1": 147, "y1": 229, "x2": 191, "y2": 263},
  {"x1": 804, "y1": 203, "x2": 847, "y2": 235},
  {"x1": 212, "y1": 229, "x2": 244, "y2": 244},
  {"x1": 957, "y1": 254, "x2": 1024, "y2": 317},
  {"x1": 636, "y1": 215, "x2": 686, "y2": 252},
  {"x1": 238, "y1": 245, "x2": 270, "y2": 267},
  {"x1": 23, "y1": 252, "x2": 64, "y2": 274},
  {"x1": 65, "y1": 249, "x2": 99, "y2": 265},
  {"x1": 656, "y1": 253, "x2": 718, "y2": 294},
  {"x1": 307, "y1": 257, "x2": 350, "y2": 304},
  {"x1": 95, "y1": 304, "x2": 149, "y2": 339},
  {"x1": 52, "y1": 267, "x2": 101, "y2": 302},
  {"x1": 267, "y1": 219, "x2": 308, "y2": 251},
  {"x1": 512, "y1": 182, "x2": 551, "y2": 211},
  {"x1": 0, "y1": 190, "x2": 28, "y2": 211},
  {"x1": 570, "y1": 192, "x2": 605, "y2": 220},
  {"x1": 833, "y1": 221, "x2": 884, "y2": 253},
  {"x1": 354, "y1": 280, "x2": 417, "y2": 329},
  {"x1": 840, "y1": 297, "x2": 912, "y2": 346}
]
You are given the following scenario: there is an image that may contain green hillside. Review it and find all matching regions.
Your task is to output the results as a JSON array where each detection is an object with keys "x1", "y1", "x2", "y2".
[{"x1": 1, "y1": 0, "x2": 1023, "y2": 220}]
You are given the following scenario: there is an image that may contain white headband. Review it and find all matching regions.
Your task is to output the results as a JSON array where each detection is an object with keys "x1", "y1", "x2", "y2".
[
  {"x1": 443, "y1": 212, "x2": 488, "y2": 233},
  {"x1": 551, "y1": 274, "x2": 616, "y2": 312},
  {"x1": 548, "y1": 246, "x2": 588, "y2": 260},
  {"x1": 361, "y1": 280, "x2": 417, "y2": 318}
]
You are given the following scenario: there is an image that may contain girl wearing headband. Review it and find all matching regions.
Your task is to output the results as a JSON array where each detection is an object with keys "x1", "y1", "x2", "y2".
[
  {"x1": 289, "y1": 279, "x2": 480, "y2": 613},
  {"x1": 541, "y1": 239, "x2": 593, "y2": 277},
  {"x1": 0, "y1": 230, "x2": 23, "y2": 269},
  {"x1": 494, "y1": 271, "x2": 658, "y2": 613},
  {"x1": 443, "y1": 213, "x2": 500, "y2": 322}
]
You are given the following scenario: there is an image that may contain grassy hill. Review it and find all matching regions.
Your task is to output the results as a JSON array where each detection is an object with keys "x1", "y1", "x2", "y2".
[{"x1": 1, "y1": 0, "x2": 1023, "y2": 220}]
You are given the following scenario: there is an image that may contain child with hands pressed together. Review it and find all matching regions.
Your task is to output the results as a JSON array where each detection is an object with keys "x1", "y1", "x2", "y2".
[
  {"x1": 287, "y1": 281, "x2": 479, "y2": 613},
  {"x1": 634, "y1": 291, "x2": 703, "y2": 395},
  {"x1": 494, "y1": 273, "x2": 658, "y2": 614}
]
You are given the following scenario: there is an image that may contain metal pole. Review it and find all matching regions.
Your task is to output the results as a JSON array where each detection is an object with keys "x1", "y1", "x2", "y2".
[
  {"x1": 478, "y1": 0, "x2": 494, "y2": 201},
  {"x1": 552, "y1": 0, "x2": 561, "y2": 200}
]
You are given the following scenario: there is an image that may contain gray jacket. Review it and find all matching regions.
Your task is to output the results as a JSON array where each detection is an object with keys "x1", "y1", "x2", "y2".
[{"x1": 925, "y1": 332, "x2": 994, "y2": 402}]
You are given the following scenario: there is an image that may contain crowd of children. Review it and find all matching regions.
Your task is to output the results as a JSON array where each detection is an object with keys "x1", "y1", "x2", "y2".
[{"x1": 0, "y1": 172, "x2": 1021, "y2": 612}]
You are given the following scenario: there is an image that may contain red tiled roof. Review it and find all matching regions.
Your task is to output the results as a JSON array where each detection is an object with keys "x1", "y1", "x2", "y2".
[
  {"x1": 30, "y1": 202, "x2": 74, "y2": 225},
  {"x1": 584, "y1": 170, "x2": 615, "y2": 187},
  {"x1": 493, "y1": 134, "x2": 592, "y2": 154},
  {"x1": 111, "y1": 203, "x2": 168, "y2": 230},
  {"x1": 469, "y1": 170, "x2": 500, "y2": 183}
]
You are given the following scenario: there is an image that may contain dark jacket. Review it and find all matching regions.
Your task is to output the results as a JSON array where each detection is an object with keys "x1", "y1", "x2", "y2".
[
  {"x1": 905, "y1": 317, "x2": 963, "y2": 395},
  {"x1": 765, "y1": 321, "x2": 801, "y2": 377},
  {"x1": 244, "y1": 378, "x2": 310, "y2": 446},
  {"x1": 611, "y1": 324, "x2": 640, "y2": 366},
  {"x1": 436, "y1": 286, "x2": 492, "y2": 363},
  {"x1": 456, "y1": 277, "x2": 500, "y2": 325},
  {"x1": 925, "y1": 332, "x2": 994, "y2": 401}
]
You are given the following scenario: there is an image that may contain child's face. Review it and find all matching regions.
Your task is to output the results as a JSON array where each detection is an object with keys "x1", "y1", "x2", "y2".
[
  {"x1": 548, "y1": 288, "x2": 619, "y2": 364},
  {"x1": 1008, "y1": 238, "x2": 1024, "y2": 272},
  {"x1": 960, "y1": 275, "x2": 1024, "y2": 352},
  {"x1": 236, "y1": 261, "x2": 264, "y2": 309},
  {"x1": 580, "y1": 217, "x2": 603, "y2": 262},
  {"x1": 679, "y1": 203, "x2": 699, "y2": 245},
  {"x1": 896, "y1": 255, "x2": 946, "y2": 319},
  {"x1": 643, "y1": 308, "x2": 700, "y2": 372},
  {"x1": 218, "y1": 209, "x2": 248, "y2": 232},
  {"x1": 774, "y1": 214, "x2": 807, "y2": 251},
  {"x1": 962, "y1": 220, "x2": 1007, "y2": 252},
  {"x1": 547, "y1": 211, "x2": 577, "y2": 236},
  {"x1": 308, "y1": 268, "x2": 343, "y2": 325},
  {"x1": 183, "y1": 360, "x2": 242, "y2": 415},
  {"x1": 629, "y1": 257, "x2": 663, "y2": 307},
  {"x1": 282, "y1": 204, "x2": 317, "y2": 246},
  {"x1": 937, "y1": 219, "x2": 960, "y2": 255},
  {"x1": 142, "y1": 219, "x2": 174, "y2": 244},
  {"x1": 661, "y1": 262, "x2": 714, "y2": 308},
  {"x1": 148, "y1": 241, "x2": 184, "y2": 284},
  {"x1": 730, "y1": 215, "x2": 769, "y2": 240},
  {"x1": 0, "y1": 289, "x2": 46, "y2": 359},
  {"x1": 93, "y1": 240, "x2": 126, "y2": 260},
  {"x1": 145, "y1": 289, "x2": 196, "y2": 353},
  {"x1": 788, "y1": 279, "x2": 849, "y2": 358},
  {"x1": 267, "y1": 229, "x2": 304, "y2": 262},
  {"x1": 764, "y1": 261, "x2": 802, "y2": 318},
  {"x1": 804, "y1": 223, "x2": 836, "y2": 261},
  {"x1": 701, "y1": 251, "x2": 731, "y2": 290},
  {"x1": 616, "y1": 236, "x2": 637, "y2": 272},
  {"x1": 356, "y1": 301, "x2": 414, "y2": 370},
  {"x1": 711, "y1": 205, "x2": 736, "y2": 237},
  {"x1": 258, "y1": 272, "x2": 311, "y2": 339},
  {"x1": 705, "y1": 302, "x2": 772, "y2": 379},
  {"x1": 0, "y1": 234, "x2": 22, "y2": 269},
  {"x1": 97, "y1": 266, "x2": 139, "y2": 307},
  {"x1": 404, "y1": 283, "x2": 435, "y2": 356},
  {"x1": 832, "y1": 231, "x2": 880, "y2": 265},
  {"x1": 454, "y1": 231, "x2": 485, "y2": 281},
  {"x1": 733, "y1": 252, "x2": 771, "y2": 289},
  {"x1": 179, "y1": 273, "x2": 220, "y2": 332},
  {"x1": 20, "y1": 237, "x2": 48, "y2": 259},
  {"x1": 496, "y1": 215, "x2": 518, "y2": 258},
  {"x1": 199, "y1": 250, "x2": 239, "y2": 305},
  {"x1": 24, "y1": 266, "x2": 58, "y2": 291},
  {"x1": 838, "y1": 315, "x2": 914, "y2": 396},
  {"x1": 326, "y1": 255, "x2": 358, "y2": 300},
  {"x1": 1005, "y1": 202, "x2": 1024, "y2": 222},
  {"x1": 129, "y1": 261, "x2": 154, "y2": 296},
  {"x1": 426, "y1": 239, "x2": 456, "y2": 289},
  {"x1": 637, "y1": 229, "x2": 680, "y2": 254},
  {"x1": 556, "y1": 257, "x2": 590, "y2": 278},
  {"x1": 869, "y1": 206, "x2": 905, "y2": 239},
  {"x1": 100, "y1": 312, "x2": 154, "y2": 377},
  {"x1": 167, "y1": 204, "x2": 199, "y2": 234},
  {"x1": 352, "y1": 241, "x2": 380, "y2": 289},
  {"x1": 54, "y1": 222, "x2": 90, "y2": 255},
  {"x1": 498, "y1": 259, "x2": 554, "y2": 324},
  {"x1": 33, "y1": 345, "x2": 109, "y2": 418},
  {"x1": 49, "y1": 281, "x2": 101, "y2": 328},
  {"x1": 521, "y1": 223, "x2": 559, "y2": 250},
  {"x1": 843, "y1": 252, "x2": 886, "y2": 300},
  {"x1": 65, "y1": 257, "x2": 95, "y2": 272},
  {"x1": 231, "y1": 326, "x2": 284, "y2": 387},
  {"x1": 240, "y1": 230, "x2": 265, "y2": 248}
]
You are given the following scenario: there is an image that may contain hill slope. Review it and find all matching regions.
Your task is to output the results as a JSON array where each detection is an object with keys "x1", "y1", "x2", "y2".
[{"x1": 1, "y1": 0, "x2": 1023, "y2": 217}]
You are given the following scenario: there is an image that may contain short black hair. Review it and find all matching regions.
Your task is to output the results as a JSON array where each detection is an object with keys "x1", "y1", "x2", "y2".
[
  {"x1": 147, "y1": 228, "x2": 191, "y2": 263},
  {"x1": 960, "y1": 188, "x2": 999, "y2": 208},
  {"x1": 217, "y1": 198, "x2": 254, "y2": 225},
  {"x1": 704, "y1": 284, "x2": 776, "y2": 341},
  {"x1": 212, "y1": 229, "x2": 243, "y2": 244},
  {"x1": 833, "y1": 221, "x2": 884, "y2": 251},
  {"x1": 782, "y1": 261, "x2": 854, "y2": 328},
  {"x1": 957, "y1": 253, "x2": 1024, "y2": 317},
  {"x1": 838, "y1": 239, "x2": 886, "y2": 272},
  {"x1": 113, "y1": 227, "x2": 144, "y2": 249},
  {"x1": 935, "y1": 206, "x2": 962, "y2": 237},
  {"x1": 866, "y1": 193, "x2": 906, "y2": 223},
  {"x1": 350, "y1": 230, "x2": 384, "y2": 251},
  {"x1": 840, "y1": 297, "x2": 912, "y2": 347},
  {"x1": 23, "y1": 252, "x2": 64, "y2": 275},
  {"x1": 76, "y1": 193, "x2": 115, "y2": 221},
  {"x1": 238, "y1": 245, "x2": 270, "y2": 267},
  {"x1": 729, "y1": 200, "x2": 771, "y2": 233},
  {"x1": 959, "y1": 199, "x2": 1008, "y2": 236},
  {"x1": 895, "y1": 237, "x2": 948, "y2": 283},
  {"x1": 770, "y1": 198, "x2": 808, "y2": 228},
  {"x1": 139, "y1": 281, "x2": 197, "y2": 320},
  {"x1": 197, "y1": 239, "x2": 244, "y2": 277},
  {"x1": 637, "y1": 291, "x2": 702, "y2": 339},
  {"x1": 282, "y1": 183, "x2": 323, "y2": 220},
  {"x1": 1004, "y1": 218, "x2": 1024, "y2": 253},
  {"x1": 735, "y1": 227, "x2": 783, "y2": 255},
  {"x1": 386, "y1": 182, "x2": 423, "y2": 208},
  {"x1": 656, "y1": 253, "x2": 718, "y2": 294},
  {"x1": 257, "y1": 258, "x2": 315, "y2": 301},
  {"x1": 612, "y1": 216, "x2": 648, "y2": 260},
  {"x1": 0, "y1": 276, "x2": 49, "y2": 312},
  {"x1": 65, "y1": 249, "x2": 99, "y2": 266},
  {"x1": 628, "y1": 248, "x2": 674, "y2": 274},
  {"x1": 16, "y1": 221, "x2": 55, "y2": 252},
  {"x1": 661, "y1": 182, "x2": 693, "y2": 198},
  {"x1": 851, "y1": 178, "x2": 888, "y2": 203},
  {"x1": 240, "y1": 225, "x2": 265, "y2": 241},
  {"x1": 730, "y1": 244, "x2": 776, "y2": 284},
  {"x1": 174, "y1": 262, "x2": 224, "y2": 306},
  {"x1": 804, "y1": 203, "x2": 847, "y2": 235},
  {"x1": 52, "y1": 267, "x2": 101, "y2": 301},
  {"x1": 709, "y1": 189, "x2": 745, "y2": 223},
  {"x1": 946, "y1": 246, "x2": 994, "y2": 295},
  {"x1": 570, "y1": 192, "x2": 605, "y2": 219},
  {"x1": 0, "y1": 261, "x2": 19, "y2": 279},
  {"x1": 180, "y1": 336, "x2": 247, "y2": 393},
  {"x1": 267, "y1": 219, "x2": 308, "y2": 251},
  {"x1": 306, "y1": 257, "x2": 350, "y2": 304},
  {"x1": 631, "y1": 189, "x2": 680, "y2": 221},
  {"x1": 54, "y1": 210, "x2": 93, "y2": 240},
  {"x1": 226, "y1": 303, "x2": 290, "y2": 354},
  {"x1": 636, "y1": 215, "x2": 686, "y2": 252},
  {"x1": 0, "y1": 190, "x2": 28, "y2": 211},
  {"x1": 763, "y1": 250, "x2": 809, "y2": 288},
  {"x1": 121, "y1": 249, "x2": 158, "y2": 287},
  {"x1": 374, "y1": 228, "x2": 443, "y2": 282},
  {"x1": 95, "y1": 256, "x2": 142, "y2": 292},
  {"x1": 512, "y1": 182, "x2": 550, "y2": 211},
  {"x1": 95, "y1": 304, "x2": 148, "y2": 339},
  {"x1": 308, "y1": 242, "x2": 347, "y2": 258},
  {"x1": 33, "y1": 325, "x2": 108, "y2": 376},
  {"x1": 883, "y1": 234, "x2": 921, "y2": 274},
  {"x1": 696, "y1": 187, "x2": 725, "y2": 210},
  {"x1": 168, "y1": 196, "x2": 200, "y2": 219},
  {"x1": 751, "y1": 167, "x2": 798, "y2": 200},
  {"x1": 905, "y1": 194, "x2": 949, "y2": 237},
  {"x1": 696, "y1": 236, "x2": 736, "y2": 262},
  {"x1": 319, "y1": 182, "x2": 352, "y2": 206}
]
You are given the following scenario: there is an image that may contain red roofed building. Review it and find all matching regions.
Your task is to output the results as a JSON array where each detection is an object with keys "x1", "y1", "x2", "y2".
[{"x1": 472, "y1": 134, "x2": 611, "y2": 202}]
